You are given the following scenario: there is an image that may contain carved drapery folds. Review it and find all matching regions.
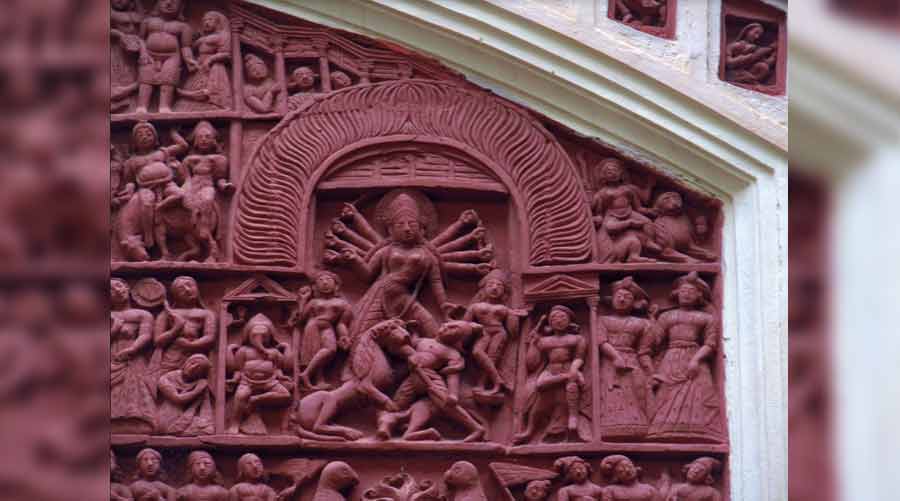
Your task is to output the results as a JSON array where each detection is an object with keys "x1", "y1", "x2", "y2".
[{"x1": 111, "y1": 2, "x2": 729, "y2": 499}]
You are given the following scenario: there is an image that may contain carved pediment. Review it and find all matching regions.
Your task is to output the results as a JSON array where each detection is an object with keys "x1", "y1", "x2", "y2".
[
  {"x1": 523, "y1": 274, "x2": 599, "y2": 302},
  {"x1": 223, "y1": 274, "x2": 295, "y2": 303}
]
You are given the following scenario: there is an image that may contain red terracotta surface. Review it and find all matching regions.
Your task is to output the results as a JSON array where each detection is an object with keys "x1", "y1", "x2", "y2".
[
  {"x1": 608, "y1": 0, "x2": 677, "y2": 39},
  {"x1": 719, "y1": 0, "x2": 787, "y2": 96}
]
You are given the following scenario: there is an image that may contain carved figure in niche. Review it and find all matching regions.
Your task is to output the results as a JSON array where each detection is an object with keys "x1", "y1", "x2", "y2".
[
  {"x1": 597, "y1": 276, "x2": 655, "y2": 441},
  {"x1": 376, "y1": 320, "x2": 486, "y2": 442},
  {"x1": 111, "y1": 450, "x2": 134, "y2": 501},
  {"x1": 156, "y1": 120, "x2": 231, "y2": 262},
  {"x1": 514, "y1": 306, "x2": 589, "y2": 445},
  {"x1": 313, "y1": 461, "x2": 359, "y2": 501},
  {"x1": 667, "y1": 457, "x2": 721, "y2": 501},
  {"x1": 646, "y1": 192, "x2": 717, "y2": 263},
  {"x1": 152, "y1": 276, "x2": 215, "y2": 385},
  {"x1": 156, "y1": 353, "x2": 213, "y2": 435},
  {"x1": 177, "y1": 450, "x2": 228, "y2": 501},
  {"x1": 335, "y1": 191, "x2": 460, "y2": 340},
  {"x1": 226, "y1": 313, "x2": 293, "y2": 434},
  {"x1": 289, "y1": 67, "x2": 316, "y2": 94},
  {"x1": 362, "y1": 472, "x2": 442, "y2": 501},
  {"x1": 648, "y1": 272, "x2": 723, "y2": 442},
  {"x1": 110, "y1": 0, "x2": 143, "y2": 112},
  {"x1": 115, "y1": 121, "x2": 187, "y2": 261},
  {"x1": 137, "y1": 0, "x2": 197, "y2": 113},
  {"x1": 110, "y1": 278, "x2": 157, "y2": 431},
  {"x1": 615, "y1": 0, "x2": 667, "y2": 30},
  {"x1": 177, "y1": 11, "x2": 231, "y2": 111},
  {"x1": 230, "y1": 453, "x2": 278, "y2": 501},
  {"x1": 290, "y1": 271, "x2": 353, "y2": 390},
  {"x1": 130, "y1": 448, "x2": 176, "y2": 501},
  {"x1": 725, "y1": 22, "x2": 777, "y2": 88},
  {"x1": 464, "y1": 269, "x2": 528, "y2": 404},
  {"x1": 331, "y1": 71, "x2": 352, "y2": 90},
  {"x1": 444, "y1": 461, "x2": 487, "y2": 501},
  {"x1": 599, "y1": 455, "x2": 659, "y2": 501},
  {"x1": 243, "y1": 54, "x2": 282, "y2": 114},
  {"x1": 591, "y1": 158, "x2": 658, "y2": 263},
  {"x1": 290, "y1": 319, "x2": 412, "y2": 441},
  {"x1": 554, "y1": 456, "x2": 604, "y2": 501}
]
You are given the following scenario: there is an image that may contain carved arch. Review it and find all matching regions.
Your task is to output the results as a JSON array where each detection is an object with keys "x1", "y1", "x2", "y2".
[{"x1": 233, "y1": 79, "x2": 593, "y2": 267}]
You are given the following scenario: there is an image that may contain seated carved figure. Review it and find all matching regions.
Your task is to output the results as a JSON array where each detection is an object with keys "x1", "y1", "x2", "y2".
[
  {"x1": 615, "y1": 0, "x2": 667, "y2": 31},
  {"x1": 599, "y1": 455, "x2": 659, "y2": 501},
  {"x1": 592, "y1": 158, "x2": 659, "y2": 263},
  {"x1": 376, "y1": 320, "x2": 486, "y2": 443},
  {"x1": 646, "y1": 191, "x2": 717, "y2": 263},
  {"x1": 230, "y1": 453, "x2": 278, "y2": 501},
  {"x1": 554, "y1": 456, "x2": 604, "y2": 501},
  {"x1": 156, "y1": 354, "x2": 213, "y2": 436},
  {"x1": 226, "y1": 313, "x2": 293, "y2": 434},
  {"x1": 667, "y1": 457, "x2": 722, "y2": 501},
  {"x1": 176, "y1": 450, "x2": 228, "y2": 501},
  {"x1": 725, "y1": 22, "x2": 777, "y2": 87}
]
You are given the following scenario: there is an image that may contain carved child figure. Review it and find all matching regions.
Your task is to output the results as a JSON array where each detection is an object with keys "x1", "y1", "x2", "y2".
[
  {"x1": 647, "y1": 192, "x2": 717, "y2": 263},
  {"x1": 444, "y1": 461, "x2": 487, "y2": 501},
  {"x1": 130, "y1": 449, "x2": 175, "y2": 501},
  {"x1": 177, "y1": 450, "x2": 228, "y2": 501},
  {"x1": 230, "y1": 453, "x2": 278, "y2": 501},
  {"x1": 377, "y1": 320, "x2": 486, "y2": 442},
  {"x1": 226, "y1": 313, "x2": 293, "y2": 434},
  {"x1": 514, "y1": 306, "x2": 588, "y2": 444},
  {"x1": 667, "y1": 457, "x2": 722, "y2": 501},
  {"x1": 599, "y1": 455, "x2": 659, "y2": 501},
  {"x1": 292, "y1": 271, "x2": 353, "y2": 390},
  {"x1": 554, "y1": 456, "x2": 604, "y2": 501},
  {"x1": 243, "y1": 53, "x2": 281, "y2": 113},
  {"x1": 463, "y1": 269, "x2": 527, "y2": 401}
]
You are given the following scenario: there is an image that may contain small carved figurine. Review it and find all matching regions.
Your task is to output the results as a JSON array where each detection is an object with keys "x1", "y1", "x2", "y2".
[
  {"x1": 230, "y1": 453, "x2": 278, "y2": 501},
  {"x1": 177, "y1": 11, "x2": 231, "y2": 111},
  {"x1": 137, "y1": 0, "x2": 197, "y2": 113},
  {"x1": 331, "y1": 71, "x2": 352, "y2": 90},
  {"x1": 646, "y1": 192, "x2": 717, "y2": 263},
  {"x1": 152, "y1": 276, "x2": 216, "y2": 383},
  {"x1": 243, "y1": 53, "x2": 282, "y2": 114},
  {"x1": 524, "y1": 480, "x2": 553, "y2": 501},
  {"x1": 291, "y1": 318, "x2": 412, "y2": 441},
  {"x1": 463, "y1": 269, "x2": 528, "y2": 404},
  {"x1": 554, "y1": 456, "x2": 604, "y2": 501},
  {"x1": 514, "y1": 306, "x2": 589, "y2": 444},
  {"x1": 177, "y1": 450, "x2": 228, "y2": 501},
  {"x1": 591, "y1": 158, "x2": 658, "y2": 263},
  {"x1": 289, "y1": 67, "x2": 316, "y2": 94},
  {"x1": 110, "y1": 0, "x2": 143, "y2": 112},
  {"x1": 376, "y1": 320, "x2": 486, "y2": 442},
  {"x1": 725, "y1": 22, "x2": 778, "y2": 89},
  {"x1": 615, "y1": 0, "x2": 667, "y2": 32},
  {"x1": 313, "y1": 461, "x2": 359, "y2": 501},
  {"x1": 444, "y1": 461, "x2": 487, "y2": 501},
  {"x1": 665, "y1": 457, "x2": 721, "y2": 501},
  {"x1": 648, "y1": 272, "x2": 724, "y2": 442},
  {"x1": 156, "y1": 354, "x2": 213, "y2": 435},
  {"x1": 226, "y1": 313, "x2": 293, "y2": 434},
  {"x1": 599, "y1": 455, "x2": 659, "y2": 501},
  {"x1": 130, "y1": 448, "x2": 176, "y2": 501},
  {"x1": 110, "y1": 278, "x2": 157, "y2": 431},
  {"x1": 291, "y1": 271, "x2": 353, "y2": 390},
  {"x1": 111, "y1": 450, "x2": 134, "y2": 501},
  {"x1": 597, "y1": 276, "x2": 655, "y2": 441}
]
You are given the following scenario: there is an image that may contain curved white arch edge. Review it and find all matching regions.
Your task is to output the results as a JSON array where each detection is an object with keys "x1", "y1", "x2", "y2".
[{"x1": 247, "y1": 1, "x2": 788, "y2": 499}]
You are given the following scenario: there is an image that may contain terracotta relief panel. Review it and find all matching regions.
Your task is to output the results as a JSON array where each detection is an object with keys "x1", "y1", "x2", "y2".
[
  {"x1": 719, "y1": 0, "x2": 787, "y2": 95},
  {"x1": 608, "y1": 0, "x2": 677, "y2": 39},
  {"x1": 110, "y1": 1, "x2": 731, "y2": 499}
]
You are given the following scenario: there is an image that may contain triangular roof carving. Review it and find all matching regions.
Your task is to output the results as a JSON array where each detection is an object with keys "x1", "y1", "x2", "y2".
[{"x1": 223, "y1": 274, "x2": 295, "y2": 303}]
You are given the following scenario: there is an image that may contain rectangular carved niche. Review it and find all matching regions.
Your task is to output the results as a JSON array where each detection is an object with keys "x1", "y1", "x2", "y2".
[
  {"x1": 608, "y1": 0, "x2": 677, "y2": 39},
  {"x1": 719, "y1": 0, "x2": 787, "y2": 95}
]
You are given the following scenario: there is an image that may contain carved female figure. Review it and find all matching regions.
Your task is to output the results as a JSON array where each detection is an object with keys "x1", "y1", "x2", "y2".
[
  {"x1": 647, "y1": 272, "x2": 724, "y2": 442},
  {"x1": 554, "y1": 456, "x2": 604, "y2": 501},
  {"x1": 725, "y1": 22, "x2": 777, "y2": 87},
  {"x1": 177, "y1": 11, "x2": 231, "y2": 111},
  {"x1": 344, "y1": 192, "x2": 454, "y2": 339},
  {"x1": 130, "y1": 449, "x2": 176, "y2": 501},
  {"x1": 110, "y1": 0, "x2": 143, "y2": 111},
  {"x1": 514, "y1": 306, "x2": 589, "y2": 444},
  {"x1": 599, "y1": 455, "x2": 659, "y2": 501},
  {"x1": 292, "y1": 271, "x2": 353, "y2": 390},
  {"x1": 243, "y1": 54, "x2": 282, "y2": 114},
  {"x1": 463, "y1": 269, "x2": 527, "y2": 400},
  {"x1": 667, "y1": 457, "x2": 722, "y2": 501},
  {"x1": 111, "y1": 450, "x2": 134, "y2": 501},
  {"x1": 110, "y1": 278, "x2": 157, "y2": 431},
  {"x1": 152, "y1": 276, "x2": 216, "y2": 383},
  {"x1": 176, "y1": 450, "x2": 228, "y2": 501},
  {"x1": 597, "y1": 276, "x2": 655, "y2": 441},
  {"x1": 156, "y1": 353, "x2": 213, "y2": 436},
  {"x1": 137, "y1": 0, "x2": 198, "y2": 113},
  {"x1": 591, "y1": 158, "x2": 658, "y2": 263},
  {"x1": 230, "y1": 453, "x2": 278, "y2": 501}
]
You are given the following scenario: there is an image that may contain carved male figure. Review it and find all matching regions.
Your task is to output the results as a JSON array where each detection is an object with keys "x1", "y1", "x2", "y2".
[
  {"x1": 599, "y1": 455, "x2": 659, "y2": 501},
  {"x1": 243, "y1": 53, "x2": 281, "y2": 113},
  {"x1": 177, "y1": 450, "x2": 228, "y2": 501},
  {"x1": 554, "y1": 456, "x2": 604, "y2": 501},
  {"x1": 292, "y1": 271, "x2": 353, "y2": 390},
  {"x1": 591, "y1": 158, "x2": 658, "y2": 263},
  {"x1": 667, "y1": 457, "x2": 722, "y2": 501},
  {"x1": 514, "y1": 306, "x2": 588, "y2": 444},
  {"x1": 376, "y1": 320, "x2": 486, "y2": 442},
  {"x1": 444, "y1": 461, "x2": 488, "y2": 501},
  {"x1": 226, "y1": 313, "x2": 293, "y2": 434},
  {"x1": 130, "y1": 448, "x2": 176, "y2": 501},
  {"x1": 110, "y1": 278, "x2": 156, "y2": 431},
  {"x1": 156, "y1": 353, "x2": 213, "y2": 436},
  {"x1": 137, "y1": 0, "x2": 197, "y2": 112},
  {"x1": 230, "y1": 453, "x2": 278, "y2": 501}
]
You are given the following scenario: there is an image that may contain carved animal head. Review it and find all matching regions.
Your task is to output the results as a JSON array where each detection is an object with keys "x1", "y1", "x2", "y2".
[
  {"x1": 437, "y1": 321, "x2": 482, "y2": 349},
  {"x1": 443, "y1": 461, "x2": 480, "y2": 489},
  {"x1": 320, "y1": 461, "x2": 359, "y2": 491},
  {"x1": 371, "y1": 318, "x2": 412, "y2": 351},
  {"x1": 653, "y1": 191, "x2": 684, "y2": 215}
]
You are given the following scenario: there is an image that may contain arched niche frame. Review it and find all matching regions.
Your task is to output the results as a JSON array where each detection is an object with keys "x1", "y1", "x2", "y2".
[{"x1": 233, "y1": 79, "x2": 594, "y2": 269}]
